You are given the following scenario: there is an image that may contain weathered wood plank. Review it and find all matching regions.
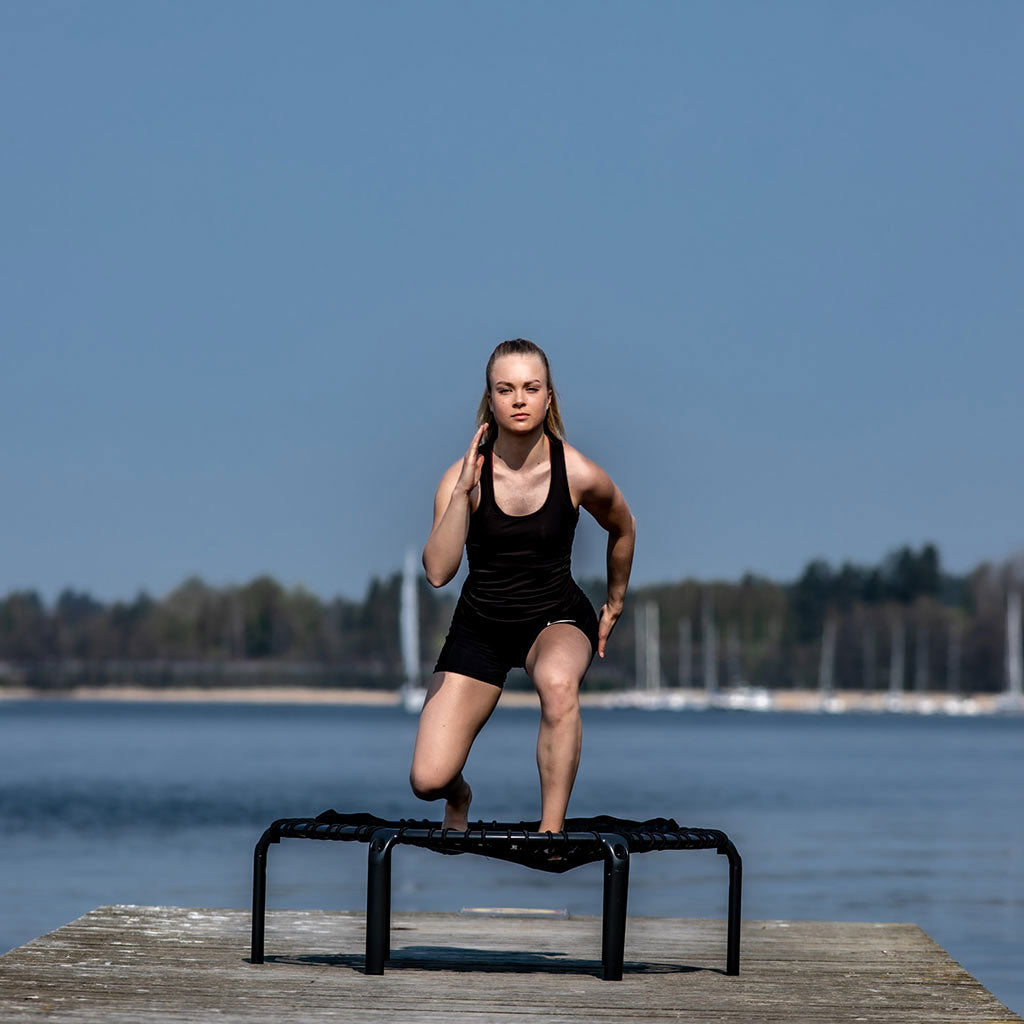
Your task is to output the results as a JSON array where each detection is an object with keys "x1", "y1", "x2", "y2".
[{"x1": 0, "y1": 906, "x2": 1019, "y2": 1023}]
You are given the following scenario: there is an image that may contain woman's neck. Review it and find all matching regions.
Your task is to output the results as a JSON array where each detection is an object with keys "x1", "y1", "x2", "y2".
[{"x1": 492, "y1": 426, "x2": 547, "y2": 471}]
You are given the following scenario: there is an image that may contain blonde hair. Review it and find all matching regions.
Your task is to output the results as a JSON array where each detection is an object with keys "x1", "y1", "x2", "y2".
[{"x1": 475, "y1": 339, "x2": 566, "y2": 446}]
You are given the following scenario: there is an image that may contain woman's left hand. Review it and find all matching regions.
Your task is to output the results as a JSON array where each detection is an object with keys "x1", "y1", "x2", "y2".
[{"x1": 596, "y1": 603, "x2": 622, "y2": 658}]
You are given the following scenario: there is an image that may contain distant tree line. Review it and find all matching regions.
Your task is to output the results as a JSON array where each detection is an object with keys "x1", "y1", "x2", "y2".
[
  {"x1": 1, "y1": 544, "x2": 1020, "y2": 693},
  {"x1": 0, "y1": 575, "x2": 456, "y2": 690},
  {"x1": 612, "y1": 544, "x2": 1019, "y2": 695}
]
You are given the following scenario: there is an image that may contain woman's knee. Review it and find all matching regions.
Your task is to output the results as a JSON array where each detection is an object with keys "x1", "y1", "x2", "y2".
[
  {"x1": 409, "y1": 762, "x2": 452, "y2": 801},
  {"x1": 534, "y1": 673, "x2": 581, "y2": 723}
]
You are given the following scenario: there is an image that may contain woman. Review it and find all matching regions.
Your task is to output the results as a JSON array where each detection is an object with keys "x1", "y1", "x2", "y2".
[{"x1": 410, "y1": 339, "x2": 636, "y2": 833}]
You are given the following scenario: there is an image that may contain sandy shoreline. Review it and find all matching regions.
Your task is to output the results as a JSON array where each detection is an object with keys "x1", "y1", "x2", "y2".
[
  {"x1": 0, "y1": 684, "x2": 1015, "y2": 714},
  {"x1": 0, "y1": 684, "x2": 544, "y2": 709}
]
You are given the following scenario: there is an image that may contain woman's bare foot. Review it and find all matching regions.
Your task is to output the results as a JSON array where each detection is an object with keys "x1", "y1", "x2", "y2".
[{"x1": 443, "y1": 777, "x2": 472, "y2": 830}]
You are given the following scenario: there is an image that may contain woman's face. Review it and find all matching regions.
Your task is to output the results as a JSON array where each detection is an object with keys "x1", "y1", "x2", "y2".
[{"x1": 488, "y1": 354, "x2": 551, "y2": 436}]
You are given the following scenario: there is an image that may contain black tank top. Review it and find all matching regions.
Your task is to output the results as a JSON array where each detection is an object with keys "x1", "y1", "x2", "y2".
[{"x1": 460, "y1": 434, "x2": 579, "y2": 623}]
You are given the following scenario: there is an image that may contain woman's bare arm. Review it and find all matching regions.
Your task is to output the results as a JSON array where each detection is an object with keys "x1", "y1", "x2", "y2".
[
  {"x1": 566, "y1": 446, "x2": 636, "y2": 657},
  {"x1": 422, "y1": 424, "x2": 488, "y2": 588}
]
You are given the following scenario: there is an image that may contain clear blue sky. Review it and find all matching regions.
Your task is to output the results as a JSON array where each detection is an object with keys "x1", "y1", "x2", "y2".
[{"x1": 3, "y1": 2, "x2": 1022, "y2": 604}]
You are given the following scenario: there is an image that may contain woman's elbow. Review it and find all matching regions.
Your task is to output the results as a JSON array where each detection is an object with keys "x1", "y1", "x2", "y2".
[
  {"x1": 424, "y1": 568, "x2": 449, "y2": 589},
  {"x1": 615, "y1": 512, "x2": 636, "y2": 540},
  {"x1": 422, "y1": 552, "x2": 452, "y2": 589},
  {"x1": 606, "y1": 515, "x2": 635, "y2": 549}
]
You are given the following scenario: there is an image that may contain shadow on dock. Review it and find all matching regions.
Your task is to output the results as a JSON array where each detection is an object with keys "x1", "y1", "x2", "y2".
[{"x1": 262, "y1": 947, "x2": 711, "y2": 975}]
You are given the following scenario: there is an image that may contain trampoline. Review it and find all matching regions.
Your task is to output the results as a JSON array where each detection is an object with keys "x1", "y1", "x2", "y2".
[{"x1": 251, "y1": 810, "x2": 741, "y2": 980}]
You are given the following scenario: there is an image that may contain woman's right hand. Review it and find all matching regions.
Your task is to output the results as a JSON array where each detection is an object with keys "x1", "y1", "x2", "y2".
[
  {"x1": 424, "y1": 423, "x2": 489, "y2": 587},
  {"x1": 457, "y1": 423, "x2": 488, "y2": 495}
]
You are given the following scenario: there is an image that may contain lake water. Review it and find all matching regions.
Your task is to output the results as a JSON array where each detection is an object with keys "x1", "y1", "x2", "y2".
[{"x1": 1, "y1": 699, "x2": 1021, "y2": 1013}]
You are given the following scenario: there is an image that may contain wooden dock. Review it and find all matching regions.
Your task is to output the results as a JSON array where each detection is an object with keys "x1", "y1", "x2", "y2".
[{"x1": 1, "y1": 905, "x2": 1019, "y2": 1023}]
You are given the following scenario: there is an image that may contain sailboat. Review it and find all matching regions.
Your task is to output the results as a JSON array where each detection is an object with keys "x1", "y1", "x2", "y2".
[
  {"x1": 996, "y1": 588, "x2": 1023, "y2": 713},
  {"x1": 399, "y1": 547, "x2": 427, "y2": 713}
]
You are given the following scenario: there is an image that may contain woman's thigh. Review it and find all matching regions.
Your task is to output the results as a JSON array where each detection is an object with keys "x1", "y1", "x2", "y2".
[
  {"x1": 411, "y1": 671, "x2": 502, "y2": 779},
  {"x1": 525, "y1": 624, "x2": 593, "y2": 694}
]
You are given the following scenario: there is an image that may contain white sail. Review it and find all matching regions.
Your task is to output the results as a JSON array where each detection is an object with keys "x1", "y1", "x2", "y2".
[
  {"x1": 399, "y1": 547, "x2": 426, "y2": 712},
  {"x1": 400, "y1": 547, "x2": 420, "y2": 685},
  {"x1": 1007, "y1": 590, "x2": 1022, "y2": 700}
]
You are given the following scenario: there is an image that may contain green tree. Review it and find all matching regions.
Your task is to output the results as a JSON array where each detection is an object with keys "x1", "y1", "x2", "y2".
[{"x1": 0, "y1": 591, "x2": 53, "y2": 660}]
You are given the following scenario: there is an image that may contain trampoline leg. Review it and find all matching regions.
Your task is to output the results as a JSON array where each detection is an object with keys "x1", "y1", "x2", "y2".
[
  {"x1": 250, "y1": 828, "x2": 277, "y2": 964},
  {"x1": 365, "y1": 830, "x2": 398, "y2": 974},
  {"x1": 600, "y1": 836, "x2": 630, "y2": 981},
  {"x1": 723, "y1": 841, "x2": 742, "y2": 975}
]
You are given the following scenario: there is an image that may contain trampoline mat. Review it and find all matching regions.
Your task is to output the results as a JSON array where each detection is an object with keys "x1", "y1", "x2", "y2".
[{"x1": 263, "y1": 810, "x2": 731, "y2": 874}]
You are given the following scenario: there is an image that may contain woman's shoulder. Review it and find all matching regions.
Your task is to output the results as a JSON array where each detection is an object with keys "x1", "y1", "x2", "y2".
[
  {"x1": 561, "y1": 440, "x2": 598, "y2": 473},
  {"x1": 561, "y1": 441, "x2": 612, "y2": 498},
  {"x1": 436, "y1": 456, "x2": 467, "y2": 494},
  {"x1": 433, "y1": 452, "x2": 484, "y2": 511}
]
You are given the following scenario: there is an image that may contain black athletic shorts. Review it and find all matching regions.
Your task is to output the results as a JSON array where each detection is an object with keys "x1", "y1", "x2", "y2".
[{"x1": 433, "y1": 585, "x2": 599, "y2": 687}]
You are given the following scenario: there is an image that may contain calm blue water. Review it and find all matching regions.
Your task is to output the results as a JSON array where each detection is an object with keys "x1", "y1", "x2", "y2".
[{"x1": 1, "y1": 700, "x2": 1021, "y2": 1012}]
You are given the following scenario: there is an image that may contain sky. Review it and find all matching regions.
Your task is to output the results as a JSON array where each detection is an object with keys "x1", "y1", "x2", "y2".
[{"x1": 2, "y1": 1, "x2": 1022, "y2": 605}]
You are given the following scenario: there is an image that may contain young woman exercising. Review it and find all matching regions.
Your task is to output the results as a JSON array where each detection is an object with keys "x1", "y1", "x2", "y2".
[{"x1": 409, "y1": 339, "x2": 636, "y2": 832}]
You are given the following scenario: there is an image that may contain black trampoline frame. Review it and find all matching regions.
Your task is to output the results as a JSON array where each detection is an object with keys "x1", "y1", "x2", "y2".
[{"x1": 250, "y1": 816, "x2": 742, "y2": 981}]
